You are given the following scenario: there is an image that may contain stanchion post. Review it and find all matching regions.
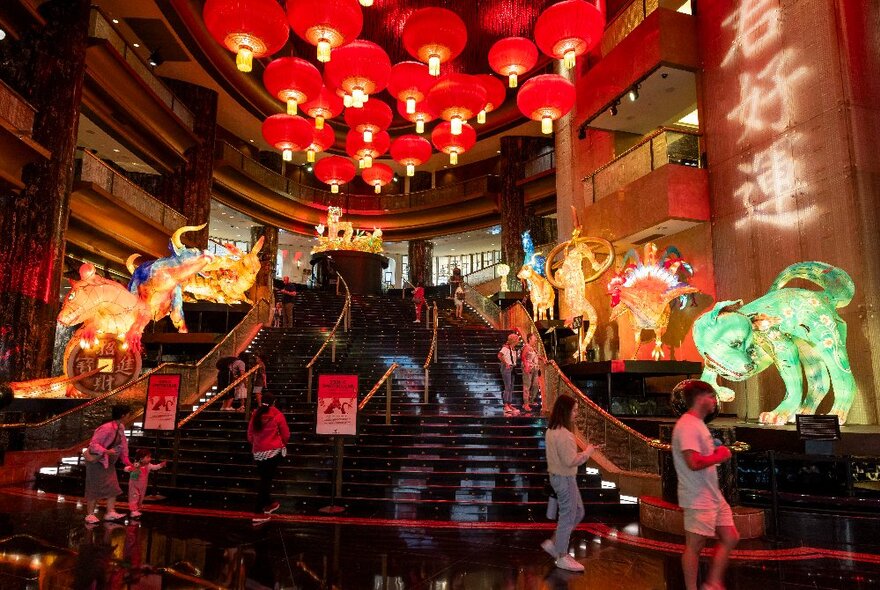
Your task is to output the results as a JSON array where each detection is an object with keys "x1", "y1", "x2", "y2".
[
  {"x1": 385, "y1": 378, "x2": 392, "y2": 425},
  {"x1": 319, "y1": 436, "x2": 345, "y2": 514},
  {"x1": 331, "y1": 339, "x2": 336, "y2": 363},
  {"x1": 423, "y1": 367, "x2": 429, "y2": 404}
]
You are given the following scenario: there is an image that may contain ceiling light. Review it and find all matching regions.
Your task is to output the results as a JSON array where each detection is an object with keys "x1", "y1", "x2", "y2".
[
  {"x1": 112, "y1": 18, "x2": 119, "y2": 24},
  {"x1": 0, "y1": 29, "x2": 7, "y2": 41},
  {"x1": 306, "y1": 166, "x2": 313, "y2": 172},
  {"x1": 147, "y1": 49, "x2": 164, "y2": 67},
  {"x1": 249, "y1": 139, "x2": 255, "y2": 143},
  {"x1": 609, "y1": 102, "x2": 619, "y2": 116},
  {"x1": 133, "y1": 43, "x2": 140, "y2": 48},
  {"x1": 112, "y1": 148, "x2": 120, "y2": 153},
  {"x1": 628, "y1": 84, "x2": 640, "y2": 101}
]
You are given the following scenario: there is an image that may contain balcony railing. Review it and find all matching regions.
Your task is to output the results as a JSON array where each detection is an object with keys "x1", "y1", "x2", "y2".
[
  {"x1": 0, "y1": 80, "x2": 36, "y2": 136},
  {"x1": 88, "y1": 7, "x2": 195, "y2": 130},
  {"x1": 522, "y1": 150, "x2": 555, "y2": 179},
  {"x1": 582, "y1": 127, "x2": 701, "y2": 203},
  {"x1": 217, "y1": 140, "x2": 499, "y2": 212},
  {"x1": 75, "y1": 149, "x2": 186, "y2": 231}
]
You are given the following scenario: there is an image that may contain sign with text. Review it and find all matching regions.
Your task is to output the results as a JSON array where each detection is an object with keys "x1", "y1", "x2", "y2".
[
  {"x1": 317, "y1": 374, "x2": 358, "y2": 435},
  {"x1": 143, "y1": 374, "x2": 181, "y2": 431}
]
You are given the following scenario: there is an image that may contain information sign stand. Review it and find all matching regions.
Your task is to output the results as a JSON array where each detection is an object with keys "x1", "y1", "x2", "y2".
[{"x1": 316, "y1": 374, "x2": 358, "y2": 514}]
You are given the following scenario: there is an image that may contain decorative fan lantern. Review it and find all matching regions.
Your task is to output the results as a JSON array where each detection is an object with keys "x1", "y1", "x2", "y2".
[
  {"x1": 302, "y1": 85, "x2": 344, "y2": 130},
  {"x1": 534, "y1": 0, "x2": 605, "y2": 69},
  {"x1": 391, "y1": 134, "x2": 433, "y2": 176},
  {"x1": 362, "y1": 162, "x2": 394, "y2": 193},
  {"x1": 388, "y1": 61, "x2": 436, "y2": 115},
  {"x1": 263, "y1": 57, "x2": 322, "y2": 115},
  {"x1": 261, "y1": 114, "x2": 313, "y2": 161},
  {"x1": 324, "y1": 40, "x2": 391, "y2": 108},
  {"x1": 344, "y1": 99, "x2": 393, "y2": 143},
  {"x1": 306, "y1": 123, "x2": 336, "y2": 163},
  {"x1": 396, "y1": 99, "x2": 436, "y2": 134},
  {"x1": 488, "y1": 37, "x2": 538, "y2": 88},
  {"x1": 402, "y1": 7, "x2": 467, "y2": 76},
  {"x1": 287, "y1": 0, "x2": 362, "y2": 63},
  {"x1": 431, "y1": 121, "x2": 476, "y2": 165},
  {"x1": 345, "y1": 130, "x2": 391, "y2": 168},
  {"x1": 517, "y1": 74, "x2": 576, "y2": 134},
  {"x1": 474, "y1": 74, "x2": 506, "y2": 124},
  {"x1": 203, "y1": 0, "x2": 289, "y2": 72},
  {"x1": 426, "y1": 73, "x2": 487, "y2": 136},
  {"x1": 314, "y1": 155, "x2": 356, "y2": 193}
]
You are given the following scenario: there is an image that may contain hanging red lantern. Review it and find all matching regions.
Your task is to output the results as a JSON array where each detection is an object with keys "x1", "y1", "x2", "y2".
[
  {"x1": 359, "y1": 0, "x2": 374, "y2": 6},
  {"x1": 324, "y1": 40, "x2": 391, "y2": 108},
  {"x1": 402, "y1": 7, "x2": 468, "y2": 76},
  {"x1": 306, "y1": 123, "x2": 336, "y2": 163},
  {"x1": 431, "y1": 121, "x2": 476, "y2": 165},
  {"x1": 314, "y1": 155, "x2": 356, "y2": 193},
  {"x1": 203, "y1": 0, "x2": 289, "y2": 73},
  {"x1": 517, "y1": 74, "x2": 576, "y2": 134},
  {"x1": 426, "y1": 73, "x2": 486, "y2": 136},
  {"x1": 488, "y1": 36, "x2": 538, "y2": 88},
  {"x1": 261, "y1": 114, "x2": 313, "y2": 161},
  {"x1": 263, "y1": 57, "x2": 322, "y2": 115},
  {"x1": 302, "y1": 86, "x2": 344, "y2": 130},
  {"x1": 388, "y1": 61, "x2": 436, "y2": 115},
  {"x1": 344, "y1": 99, "x2": 393, "y2": 143},
  {"x1": 362, "y1": 162, "x2": 394, "y2": 194},
  {"x1": 474, "y1": 74, "x2": 506, "y2": 124},
  {"x1": 534, "y1": 0, "x2": 605, "y2": 69},
  {"x1": 391, "y1": 134, "x2": 432, "y2": 176},
  {"x1": 345, "y1": 130, "x2": 390, "y2": 168},
  {"x1": 396, "y1": 99, "x2": 436, "y2": 134},
  {"x1": 287, "y1": 0, "x2": 362, "y2": 63}
]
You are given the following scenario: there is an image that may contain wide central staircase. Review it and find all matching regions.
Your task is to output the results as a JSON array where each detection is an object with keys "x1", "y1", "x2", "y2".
[{"x1": 37, "y1": 288, "x2": 625, "y2": 522}]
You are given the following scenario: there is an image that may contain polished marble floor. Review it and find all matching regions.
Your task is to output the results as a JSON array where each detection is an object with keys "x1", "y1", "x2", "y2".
[{"x1": 0, "y1": 490, "x2": 878, "y2": 589}]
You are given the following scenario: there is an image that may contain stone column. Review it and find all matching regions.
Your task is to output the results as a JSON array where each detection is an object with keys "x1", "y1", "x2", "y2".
[
  {"x1": 0, "y1": 0, "x2": 90, "y2": 380},
  {"x1": 407, "y1": 239, "x2": 433, "y2": 287},
  {"x1": 499, "y1": 136, "x2": 552, "y2": 290},
  {"x1": 251, "y1": 225, "x2": 278, "y2": 305},
  {"x1": 159, "y1": 79, "x2": 218, "y2": 249}
]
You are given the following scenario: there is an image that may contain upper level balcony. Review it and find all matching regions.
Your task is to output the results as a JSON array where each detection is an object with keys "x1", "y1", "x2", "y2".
[
  {"x1": 0, "y1": 80, "x2": 50, "y2": 191},
  {"x1": 69, "y1": 149, "x2": 187, "y2": 263},
  {"x1": 212, "y1": 141, "x2": 502, "y2": 240},
  {"x1": 83, "y1": 7, "x2": 198, "y2": 173}
]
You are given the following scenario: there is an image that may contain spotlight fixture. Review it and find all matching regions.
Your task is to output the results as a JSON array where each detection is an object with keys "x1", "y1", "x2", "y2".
[
  {"x1": 577, "y1": 123, "x2": 587, "y2": 140},
  {"x1": 147, "y1": 49, "x2": 164, "y2": 67},
  {"x1": 609, "y1": 102, "x2": 619, "y2": 116},
  {"x1": 628, "y1": 84, "x2": 640, "y2": 102},
  {"x1": 0, "y1": 28, "x2": 8, "y2": 41}
]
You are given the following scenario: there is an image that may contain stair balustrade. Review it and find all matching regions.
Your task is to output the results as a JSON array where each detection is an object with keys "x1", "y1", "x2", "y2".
[
  {"x1": 357, "y1": 363, "x2": 401, "y2": 426},
  {"x1": 306, "y1": 273, "x2": 352, "y2": 401},
  {"x1": 422, "y1": 303, "x2": 439, "y2": 403}
]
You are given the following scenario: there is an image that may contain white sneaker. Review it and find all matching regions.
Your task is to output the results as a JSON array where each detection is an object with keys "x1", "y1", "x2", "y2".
[
  {"x1": 84, "y1": 514, "x2": 99, "y2": 524},
  {"x1": 555, "y1": 555, "x2": 584, "y2": 572},
  {"x1": 541, "y1": 539, "x2": 556, "y2": 558},
  {"x1": 104, "y1": 511, "x2": 125, "y2": 521}
]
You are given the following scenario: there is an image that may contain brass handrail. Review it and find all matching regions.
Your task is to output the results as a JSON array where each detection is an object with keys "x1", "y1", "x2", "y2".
[
  {"x1": 177, "y1": 365, "x2": 260, "y2": 428},
  {"x1": 357, "y1": 363, "x2": 400, "y2": 425},
  {"x1": 9, "y1": 368, "x2": 100, "y2": 398},
  {"x1": 422, "y1": 303, "x2": 439, "y2": 403},
  {"x1": 461, "y1": 283, "x2": 503, "y2": 328},
  {"x1": 306, "y1": 273, "x2": 351, "y2": 400}
]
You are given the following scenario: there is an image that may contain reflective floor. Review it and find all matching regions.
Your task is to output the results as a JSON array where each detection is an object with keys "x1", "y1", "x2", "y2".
[{"x1": 1, "y1": 490, "x2": 879, "y2": 589}]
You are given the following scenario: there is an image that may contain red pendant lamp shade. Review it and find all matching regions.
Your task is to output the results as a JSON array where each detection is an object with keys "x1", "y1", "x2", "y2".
[
  {"x1": 324, "y1": 40, "x2": 391, "y2": 108},
  {"x1": 396, "y1": 99, "x2": 436, "y2": 134},
  {"x1": 314, "y1": 155, "x2": 356, "y2": 193},
  {"x1": 287, "y1": 0, "x2": 362, "y2": 63},
  {"x1": 391, "y1": 134, "x2": 432, "y2": 176},
  {"x1": 302, "y1": 86, "x2": 344, "y2": 129},
  {"x1": 426, "y1": 74, "x2": 487, "y2": 136},
  {"x1": 263, "y1": 57, "x2": 322, "y2": 115},
  {"x1": 516, "y1": 74, "x2": 576, "y2": 134},
  {"x1": 474, "y1": 74, "x2": 506, "y2": 124},
  {"x1": 345, "y1": 130, "x2": 390, "y2": 168},
  {"x1": 362, "y1": 162, "x2": 394, "y2": 193},
  {"x1": 388, "y1": 61, "x2": 436, "y2": 115},
  {"x1": 402, "y1": 7, "x2": 468, "y2": 76},
  {"x1": 203, "y1": 0, "x2": 289, "y2": 73},
  {"x1": 534, "y1": 0, "x2": 605, "y2": 69},
  {"x1": 488, "y1": 37, "x2": 538, "y2": 88},
  {"x1": 306, "y1": 123, "x2": 336, "y2": 163},
  {"x1": 344, "y1": 99, "x2": 393, "y2": 143},
  {"x1": 261, "y1": 114, "x2": 313, "y2": 161},
  {"x1": 431, "y1": 121, "x2": 476, "y2": 165}
]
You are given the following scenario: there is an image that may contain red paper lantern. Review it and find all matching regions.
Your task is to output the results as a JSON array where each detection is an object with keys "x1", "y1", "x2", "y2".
[
  {"x1": 314, "y1": 155, "x2": 356, "y2": 193},
  {"x1": 431, "y1": 121, "x2": 476, "y2": 165},
  {"x1": 396, "y1": 99, "x2": 436, "y2": 134},
  {"x1": 426, "y1": 73, "x2": 486, "y2": 136},
  {"x1": 516, "y1": 74, "x2": 576, "y2": 134},
  {"x1": 261, "y1": 114, "x2": 313, "y2": 161},
  {"x1": 388, "y1": 61, "x2": 436, "y2": 115},
  {"x1": 474, "y1": 74, "x2": 506, "y2": 124},
  {"x1": 402, "y1": 7, "x2": 467, "y2": 76},
  {"x1": 306, "y1": 123, "x2": 336, "y2": 163},
  {"x1": 324, "y1": 40, "x2": 391, "y2": 108},
  {"x1": 344, "y1": 99, "x2": 393, "y2": 143},
  {"x1": 287, "y1": 0, "x2": 362, "y2": 63},
  {"x1": 362, "y1": 162, "x2": 394, "y2": 193},
  {"x1": 391, "y1": 134, "x2": 432, "y2": 176},
  {"x1": 203, "y1": 0, "x2": 289, "y2": 72},
  {"x1": 345, "y1": 130, "x2": 390, "y2": 168},
  {"x1": 488, "y1": 36, "x2": 538, "y2": 88},
  {"x1": 534, "y1": 0, "x2": 605, "y2": 69},
  {"x1": 263, "y1": 57, "x2": 322, "y2": 115},
  {"x1": 302, "y1": 86, "x2": 344, "y2": 129}
]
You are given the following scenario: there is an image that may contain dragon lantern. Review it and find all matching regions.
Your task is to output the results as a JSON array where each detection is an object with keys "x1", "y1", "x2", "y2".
[
  {"x1": 183, "y1": 236, "x2": 264, "y2": 304},
  {"x1": 607, "y1": 243, "x2": 698, "y2": 361},
  {"x1": 312, "y1": 207, "x2": 384, "y2": 254}
]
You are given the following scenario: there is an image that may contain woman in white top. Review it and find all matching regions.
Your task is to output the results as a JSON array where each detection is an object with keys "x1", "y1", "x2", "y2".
[{"x1": 542, "y1": 394, "x2": 597, "y2": 572}]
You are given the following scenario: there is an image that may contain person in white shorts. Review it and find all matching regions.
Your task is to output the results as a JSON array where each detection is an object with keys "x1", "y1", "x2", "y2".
[{"x1": 671, "y1": 380, "x2": 740, "y2": 590}]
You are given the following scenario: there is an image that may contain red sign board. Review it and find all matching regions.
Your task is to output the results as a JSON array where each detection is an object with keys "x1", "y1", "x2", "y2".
[
  {"x1": 143, "y1": 374, "x2": 181, "y2": 431},
  {"x1": 317, "y1": 374, "x2": 358, "y2": 435}
]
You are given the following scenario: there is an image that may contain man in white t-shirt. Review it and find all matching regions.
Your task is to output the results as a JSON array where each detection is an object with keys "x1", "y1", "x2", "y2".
[{"x1": 671, "y1": 380, "x2": 740, "y2": 590}]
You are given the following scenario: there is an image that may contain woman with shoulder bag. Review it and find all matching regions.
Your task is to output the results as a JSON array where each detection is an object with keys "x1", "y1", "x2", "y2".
[
  {"x1": 83, "y1": 404, "x2": 132, "y2": 523},
  {"x1": 247, "y1": 392, "x2": 290, "y2": 524}
]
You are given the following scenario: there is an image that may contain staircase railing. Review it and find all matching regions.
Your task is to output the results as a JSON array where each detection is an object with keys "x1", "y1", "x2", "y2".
[
  {"x1": 0, "y1": 299, "x2": 271, "y2": 450},
  {"x1": 357, "y1": 363, "x2": 400, "y2": 425},
  {"x1": 422, "y1": 303, "x2": 439, "y2": 403},
  {"x1": 306, "y1": 273, "x2": 351, "y2": 401},
  {"x1": 461, "y1": 283, "x2": 503, "y2": 328},
  {"x1": 176, "y1": 365, "x2": 260, "y2": 428},
  {"x1": 9, "y1": 368, "x2": 100, "y2": 398}
]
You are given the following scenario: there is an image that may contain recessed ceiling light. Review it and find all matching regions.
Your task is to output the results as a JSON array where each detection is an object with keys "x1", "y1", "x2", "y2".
[
  {"x1": 249, "y1": 139, "x2": 255, "y2": 143},
  {"x1": 112, "y1": 18, "x2": 119, "y2": 24},
  {"x1": 133, "y1": 43, "x2": 140, "y2": 48},
  {"x1": 112, "y1": 148, "x2": 120, "y2": 153},
  {"x1": 496, "y1": 150, "x2": 501, "y2": 154}
]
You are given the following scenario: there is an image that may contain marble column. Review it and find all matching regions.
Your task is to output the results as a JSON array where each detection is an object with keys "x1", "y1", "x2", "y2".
[
  {"x1": 499, "y1": 136, "x2": 553, "y2": 290},
  {"x1": 407, "y1": 239, "x2": 433, "y2": 287},
  {"x1": 0, "y1": 0, "x2": 90, "y2": 380}
]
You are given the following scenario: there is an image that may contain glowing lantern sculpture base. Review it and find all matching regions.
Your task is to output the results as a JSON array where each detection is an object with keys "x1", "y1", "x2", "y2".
[{"x1": 313, "y1": 206, "x2": 383, "y2": 254}]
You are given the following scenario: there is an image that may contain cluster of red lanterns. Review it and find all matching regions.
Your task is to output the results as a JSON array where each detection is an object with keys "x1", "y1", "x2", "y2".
[{"x1": 203, "y1": 1, "x2": 606, "y2": 194}]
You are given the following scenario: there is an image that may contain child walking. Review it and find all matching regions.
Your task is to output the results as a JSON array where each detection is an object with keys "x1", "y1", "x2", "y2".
[{"x1": 125, "y1": 449, "x2": 166, "y2": 518}]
